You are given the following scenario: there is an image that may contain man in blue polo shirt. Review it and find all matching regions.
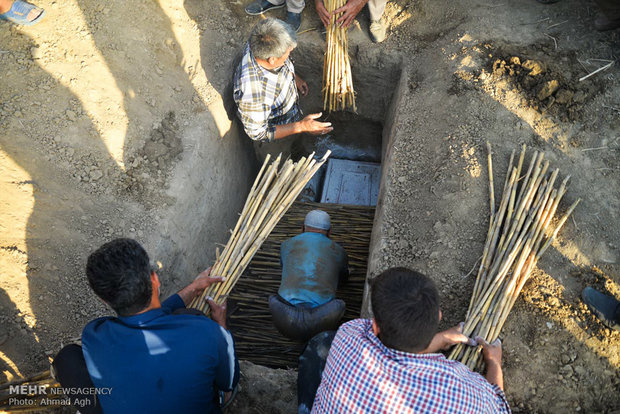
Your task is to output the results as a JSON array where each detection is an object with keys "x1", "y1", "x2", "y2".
[
  {"x1": 269, "y1": 210, "x2": 349, "y2": 341},
  {"x1": 52, "y1": 238, "x2": 239, "y2": 414}
]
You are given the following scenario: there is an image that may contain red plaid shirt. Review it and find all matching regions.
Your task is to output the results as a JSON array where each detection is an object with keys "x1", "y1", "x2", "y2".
[{"x1": 312, "y1": 319, "x2": 511, "y2": 414}]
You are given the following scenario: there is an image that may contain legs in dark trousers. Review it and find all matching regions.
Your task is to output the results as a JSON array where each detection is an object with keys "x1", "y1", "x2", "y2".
[
  {"x1": 269, "y1": 294, "x2": 345, "y2": 341},
  {"x1": 592, "y1": 0, "x2": 620, "y2": 30},
  {"x1": 582, "y1": 287, "x2": 620, "y2": 331},
  {"x1": 52, "y1": 344, "x2": 102, "y2": 414},
  {"x1": 297, "y1": 331, "x2": 336, "y2": 414},
  {"x1": 593, "y1": 0, "x2": 620, "y2": 19}
]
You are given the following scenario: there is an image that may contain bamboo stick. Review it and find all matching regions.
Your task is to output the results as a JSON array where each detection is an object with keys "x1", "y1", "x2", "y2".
[
  {"x1": 466, "y1": 189, "x2": 558, "y2": 364},
  {"x1": 467, "y1": 163, "x2": 508, "y2": 320},
  {"x1": 323, "y1": 0, "x2": 356, "y2": 112},
  {"x1": 192, "y1": 152, "x2": 331, "y2": 313},
  {"x1": 461, "y1": 182, "x2": 556, "y2": 363},
  {"x1": 487, "y1": 142, "x2": 495, "y2": 219},
  {"x1": 451, "y1": 144, "x2": 579, "y2": 371},
  {"x1": 485, "y1": 188, "x2": 561, "y2": 341}
]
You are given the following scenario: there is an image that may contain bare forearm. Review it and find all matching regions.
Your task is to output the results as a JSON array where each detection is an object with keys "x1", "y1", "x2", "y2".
[
  {"x1": 215, "y1": 317, "x2": 227, "y2": 330},
  {"x1": 177, "y1": 284, "x2": 200, "y2": 306},
  {"x1": 485, "y1": 361, "x2": 504, "y2": 391},
  {"x1": 274, "y1": 122, "x2": 301, "y2": 140}
]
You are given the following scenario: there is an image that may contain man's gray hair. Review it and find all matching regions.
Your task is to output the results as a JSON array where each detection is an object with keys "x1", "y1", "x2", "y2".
[{"x1": 249, "y1": 18, "x2": 297, "y2": 60}]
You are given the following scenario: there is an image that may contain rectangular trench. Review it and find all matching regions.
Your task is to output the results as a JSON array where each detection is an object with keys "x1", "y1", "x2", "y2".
[{"x1": 226, "y1": 43, "x2": 407, "y2": 368}]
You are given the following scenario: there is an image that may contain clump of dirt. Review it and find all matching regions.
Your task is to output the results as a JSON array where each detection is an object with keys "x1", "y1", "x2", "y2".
[
  {"x1": 141, "y1": 112, "x2": 182, "y2": 169},
  {"x1": 123, "y1": 112, "x2": 182, "y2": 201},
  {"x1": 485, "y1": 53, "x2": 600, "y2": 122},
  {"x1": 450, "y1": 44, "x2": 603, "y2": 125}
]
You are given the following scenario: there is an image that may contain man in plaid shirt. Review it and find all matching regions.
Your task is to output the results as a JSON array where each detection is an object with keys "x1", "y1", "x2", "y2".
[
  {"x1": 233, "y1": 19, "x2": 333, "y2": 143},
  {"x1": 310, "y1": 267, "x2": 511, "y2": 413}
]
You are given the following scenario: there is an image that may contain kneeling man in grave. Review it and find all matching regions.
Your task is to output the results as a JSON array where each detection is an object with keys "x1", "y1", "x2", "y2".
[
  {"x1": 269, "y1": 210, "x2": 349, "y2": 341},
  {"x1": 233, "y1": 18, "x2": 333, "y2": 143}
]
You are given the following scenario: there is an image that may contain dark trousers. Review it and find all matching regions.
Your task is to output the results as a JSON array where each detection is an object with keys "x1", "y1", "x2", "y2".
[
  {"x1": 593, "y1": 0, "x2": 620, "y2": 19},
  {"x1": 297, "y1": 331, "x2": 336, "y2": 414},
  {"x1": 269, "y1": 294, "x2": 345, "y2": 342},
  {"x1": 52, "y1": 344, "x2": 102, "y2": 414}
]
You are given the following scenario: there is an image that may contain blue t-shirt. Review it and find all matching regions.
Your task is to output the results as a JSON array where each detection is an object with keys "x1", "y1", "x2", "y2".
[
  {"x1": 81, "y1": 294, "x2": 239, "y2": 414},
  {"x1": 279, "y1": 232, "x2": 349, "y2": 307}
]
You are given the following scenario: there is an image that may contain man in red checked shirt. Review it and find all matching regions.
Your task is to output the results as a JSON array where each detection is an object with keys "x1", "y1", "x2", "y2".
[{"x1": 308, "y1": 267, "x2": 510, "y2": 414}]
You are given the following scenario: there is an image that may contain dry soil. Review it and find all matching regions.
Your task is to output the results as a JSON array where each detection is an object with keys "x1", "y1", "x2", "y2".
[{"x1": 0, "y1": 0, "x2": 618, "y2": 413}]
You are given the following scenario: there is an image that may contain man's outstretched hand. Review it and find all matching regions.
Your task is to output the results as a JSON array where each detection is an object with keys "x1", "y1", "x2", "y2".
[
  {"x1": 424, "y1": 322, "x2": 477, "y2": 353},
  {"x1": 275, "y1": 113, "x2": 332, "y2": 139},
  {"x1": 299, "y1": 113, "x2": 333, "y2": 135},
  {"x1": 178, "y1": 267, "x2": 225, "y2": 305}
]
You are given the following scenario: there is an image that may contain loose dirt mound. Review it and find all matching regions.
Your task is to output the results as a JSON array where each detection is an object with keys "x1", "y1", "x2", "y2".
[{"x1": 451, "y1": 47, "x2": 604, "y2": 122}]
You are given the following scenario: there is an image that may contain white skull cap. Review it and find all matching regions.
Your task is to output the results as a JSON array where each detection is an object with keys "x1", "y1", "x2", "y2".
[{"x1": 304, "y1": 210, "x2": 331, "y2": 230}]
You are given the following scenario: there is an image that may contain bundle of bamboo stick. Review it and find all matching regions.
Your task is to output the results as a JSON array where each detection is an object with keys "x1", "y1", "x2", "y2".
[
  {"x1": 228, "y1": 202, "x2": 374, "y2": 367},
  {"x1": 190, "y1": 152, "x2": 331, "y2": 313},
  {"x1": 0, "y1": 371, "x2": 62, "y2": 412},
  {"x1": 322, "y1": 0, "x2": 356, "y2": 112},
  {"x1": 449, "y1": 143, "x2": 580, "y2": 371}
]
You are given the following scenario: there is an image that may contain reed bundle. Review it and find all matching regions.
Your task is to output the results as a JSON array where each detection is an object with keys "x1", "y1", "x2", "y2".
[
  {"x1": 449, "y1": 143, "x2": 580, "y2": 371},
  {"x1": 228, "y1": 202, "x2": 374, "y2": 367},
  {"x1": 0, "y1": 371, "x2": 63, "y2": 412},
  {"x1": 322, "y1": 0, "x2": 356, "y2": 112},
  {"x1": 190, "y1": 152, "x2": 331, "y2": 313}
]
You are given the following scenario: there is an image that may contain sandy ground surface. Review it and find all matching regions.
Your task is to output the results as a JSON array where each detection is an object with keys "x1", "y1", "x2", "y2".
[{"x1": 0, "y1": 0, "x2": 619, "y2": 412}]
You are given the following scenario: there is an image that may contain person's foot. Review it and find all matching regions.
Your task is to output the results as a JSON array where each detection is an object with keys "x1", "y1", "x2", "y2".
[
  {"x1": 594, "y1": 14, "x2": 620, "y2": 31},
  {"x1": 0, "y1": 0, "x2": 45, "y2": 25},
  {"x1": 245, "y1": 0, "x2": 284, "y2": 16},
  {"x1": 285, "y1": 11, "x2": 301, "y2": 32},
  {"x1": 582, "y1": 287, "x2": 620, "y2": 331},
  {"x1": 369, "y1": 18, "x2": 386, "y2": 43}
]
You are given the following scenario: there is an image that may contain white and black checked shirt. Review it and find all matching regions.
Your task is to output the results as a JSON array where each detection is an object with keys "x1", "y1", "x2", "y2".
[{"x1": 233, "y1": 43, "x2": 301, "y2": 142}]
